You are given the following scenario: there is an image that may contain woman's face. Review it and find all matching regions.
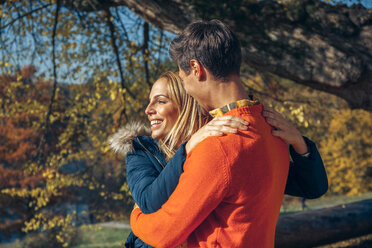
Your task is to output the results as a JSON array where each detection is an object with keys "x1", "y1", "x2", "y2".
[{"x1": 145, "y1": 77, "x2": 179, "y2": 140}]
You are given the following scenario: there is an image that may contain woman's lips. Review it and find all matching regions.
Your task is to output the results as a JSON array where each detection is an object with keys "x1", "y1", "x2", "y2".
[{"x1": 150, "y1": 120, "x2": 163, "y2": 129}]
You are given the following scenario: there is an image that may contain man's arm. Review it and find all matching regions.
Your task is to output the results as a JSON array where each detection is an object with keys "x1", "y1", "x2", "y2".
[{"x1": 130, "y1": 138, "x2": 230, "y2": 248}]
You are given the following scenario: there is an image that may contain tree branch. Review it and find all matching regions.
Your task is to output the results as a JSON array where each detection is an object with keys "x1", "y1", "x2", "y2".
[
  {"x1": 154, "y1": 30, "x2": 164, "y2": 76},
  {"x1": 113, "y1": 8, "x2": 136, "y2": 79},
  {"x1": 242, "y1": 83, "x2": 315, "y2": 106},
  {"x1": 105, "y1": 8, "x2": 135, "y2": 99},
  {"x1": 70, "y1": 0, "x2": 371, "y2": 112},
  {"x1": 142, "y1": 21, "x2": 151, "y2": 87},
  {"x1": 36, "y1": 0, "x2": 61, "y2": 165},
  {"x1": 0, "y1": 3, "x2": 52, "y2": 30},
  {"x1": 276, "y1": 199, "x2": 372, "y2": 247}
]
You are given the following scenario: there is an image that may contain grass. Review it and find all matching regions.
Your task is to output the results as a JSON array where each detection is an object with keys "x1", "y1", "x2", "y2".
[
  {"x1": 1, "y1": 193, "x2": 371, "y2": 248},
  {"x1": 0, "y1": 226, "x2": 131, "y2": 248},
  {"x1": 70, "y1": 225, "x2": 131, "y2": 248},
  {"x1": 280, "y1": 192, "x2": 372, "y2": 214}
]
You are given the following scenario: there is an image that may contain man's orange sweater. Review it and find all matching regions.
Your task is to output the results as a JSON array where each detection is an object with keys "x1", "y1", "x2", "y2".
[{"x1": 130, "y1": 104, "x2": 289, "y2": 248}]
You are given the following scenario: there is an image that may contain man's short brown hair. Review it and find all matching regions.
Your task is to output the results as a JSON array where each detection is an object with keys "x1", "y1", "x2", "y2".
[{"x1": 170, "y1": 20, "x2": 242, "y2": 81}]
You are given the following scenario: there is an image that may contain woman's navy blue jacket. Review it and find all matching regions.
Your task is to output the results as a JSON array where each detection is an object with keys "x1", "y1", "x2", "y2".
[
  {"x1": 124, "y1": 136, "x2": 187, "y2": 248},
  {"x1": 112, "y1": 130, "x2": 327, "y2": 248},
  {"x1": 126, "y1": 136, "x2": 187, "y2": 215}
]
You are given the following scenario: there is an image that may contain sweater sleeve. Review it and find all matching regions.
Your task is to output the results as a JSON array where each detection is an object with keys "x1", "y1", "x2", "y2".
[
  {"x1": 284, "y1": 136, "x2": 328, "y2": 199},
  {"x1": 126, "y1": 142, "x2": 187, "y2": 214},
  {"x1": 130, "y1": 138, "x2": 230, "y2": 248}
]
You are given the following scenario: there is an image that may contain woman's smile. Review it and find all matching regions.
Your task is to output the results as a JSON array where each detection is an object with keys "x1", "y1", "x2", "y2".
[
  {"x1": 145, "y1": 77, "x2": 179, "y2": 140},
  {"x1": 150, "y1": 119, "x2": 163, "y2": 129}
]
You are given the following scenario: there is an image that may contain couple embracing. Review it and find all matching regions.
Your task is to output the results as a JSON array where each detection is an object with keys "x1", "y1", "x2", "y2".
[{"x1": 110, "y1": 20, "x2": 328, "y2": 248}]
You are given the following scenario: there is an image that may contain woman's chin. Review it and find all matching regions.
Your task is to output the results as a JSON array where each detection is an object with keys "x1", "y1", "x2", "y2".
[
  {"x1": 151, "y1": 130, "x2": 168, "y2": 140},
  {"x1": 151, "y1": 132, "x2": 162, "y2": 140}
]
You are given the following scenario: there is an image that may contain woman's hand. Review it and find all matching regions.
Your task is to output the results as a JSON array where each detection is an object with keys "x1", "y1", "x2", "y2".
[
  {"x1": 132, "y1": 203, "x2": 140, "y2": 212},
  {"x1": 262, "y1": 105, "x2": 308, "y2": 155},
  {"x1": 185, "y1": 115, "x2": 249, "y2": 154}
]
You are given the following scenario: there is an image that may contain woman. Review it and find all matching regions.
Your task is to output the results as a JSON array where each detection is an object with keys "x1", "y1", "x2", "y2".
[{"x1": 109, "y1": 72, "x2": 327, "y2": 247}]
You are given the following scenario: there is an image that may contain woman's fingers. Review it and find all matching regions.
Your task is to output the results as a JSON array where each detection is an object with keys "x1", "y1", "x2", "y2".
[
  {"x1": 263, "y1": 109, "x2": 284, "y2": 121},
  {"x1": 263, "y1": 105, "x2": 307, "y2": 151},
  {"x1": 215, "y1": 115, "x2": 249, "y2": 124},
  {"x1": 263, "y1": 107, "x2": 290, "y2": 131},
  {"x1": 187, "y1": 115, "x2": 250, "y2": 154},
  {"x1": 271, "y1": 130, "x2": 283, "y2": 138},
  {"x1": 207, "y1": 130, "x2": 224, "y2": 136},
  {"x1": 206, "y1": 124, "x2": 238, "y2": 133},
  {"x1": 209, "y1": 115, "x2": 249, "y2": 130},
  {"x1": 265, "y1": 117, "x2": 285, "y2": 131}
]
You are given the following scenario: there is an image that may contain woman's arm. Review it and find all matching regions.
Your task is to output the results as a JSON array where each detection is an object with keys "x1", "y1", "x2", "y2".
[
  {"x1": 285, "y1": 137, "x2": 328, "y2": 198},
  {"x1": 263, "y1": 106, "x2": 328, "y2": 198},
  {"x1": 126, "y1": 142, "x2": 186, "y2": 214},
  {"x1": 186, "y1": 115, "x2": 249, "y2": 153},
  {"x1": 127, "y1": 116, "x2": 249, "y2": 214}
]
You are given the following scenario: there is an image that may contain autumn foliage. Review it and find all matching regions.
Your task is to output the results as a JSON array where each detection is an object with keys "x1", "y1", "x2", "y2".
[
  {"x1": 320, "y1": 109, "x2": 372, "y2": 195},
  {"x1": 0, "y1": 1, "x2": 371, "y2": 247},
  {"x1": 0, "y1": 67, "x2": 138, "y2": 246},
  {"x1": 1, "y1": 63, "x2": 371, "y2": 246}
]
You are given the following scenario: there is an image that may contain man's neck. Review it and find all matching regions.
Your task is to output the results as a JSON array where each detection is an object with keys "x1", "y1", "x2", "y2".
[{"x1": 204, "y1": 74, "x2": 249, "y2": 111}]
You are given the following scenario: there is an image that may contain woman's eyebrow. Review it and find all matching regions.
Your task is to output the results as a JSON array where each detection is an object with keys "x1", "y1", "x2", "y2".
[{"x1": 149, "y1": 94, "x2": 169, "y2": 100}]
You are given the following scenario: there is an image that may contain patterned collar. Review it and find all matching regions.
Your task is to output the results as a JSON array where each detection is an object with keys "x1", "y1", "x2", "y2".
[{"x1": 209, "y1": 95, "x2": 260, "y2": 117}]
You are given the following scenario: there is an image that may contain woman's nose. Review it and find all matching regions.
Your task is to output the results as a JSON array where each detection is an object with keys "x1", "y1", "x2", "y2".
[{"x1": 145, "y1": 103, "x2": 155, "y2": 116}]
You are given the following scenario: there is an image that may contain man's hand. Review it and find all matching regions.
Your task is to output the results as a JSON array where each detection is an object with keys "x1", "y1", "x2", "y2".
[
  {"x1": 186, "y1": 115, "x2": 249, "y2": 154},
  {"x1": 263, "y1": 106, "x2": 308, "y2": 155}
]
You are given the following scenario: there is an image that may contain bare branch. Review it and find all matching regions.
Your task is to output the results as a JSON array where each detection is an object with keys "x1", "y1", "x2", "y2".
[
  {"x1": 118, "y1": 106, "x2": 129, "y2": 127},
  {"x1": 113, "y1": 8, "x2": 136, "y2": 78},
  {"x1": 142, "y1": 21, "x2": 151, "y2": 87},
  {"x1": 0, "y1": 3, "x2": 52, "y2": 30},
  {"x1": 242, "y1": 82, "x2": 314, "y2": 106},
  {"x1": 154, "y1": 30, "x2": 164, "y2": 76},
  {"x1": 114, "y1": 7, "x2": 130, "y2": 43},
  {"x1": 36, "y1": 0, "x2": 61, "y2": 165},
  {"x1": 105, "y1": 8, "x2": 135, "y2": 99},
  {"x1": 82, "y1": 0, "x2": 372, "y2": 112}
]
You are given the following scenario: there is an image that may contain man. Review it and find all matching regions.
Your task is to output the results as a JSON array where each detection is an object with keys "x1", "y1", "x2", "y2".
[{"x1": 130, "y1": 20, "x2": 325, "y2": 247}]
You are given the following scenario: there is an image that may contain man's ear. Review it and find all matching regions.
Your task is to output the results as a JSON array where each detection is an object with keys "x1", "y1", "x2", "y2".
[{"x1": 189, "y1": 59, "x2": 205, "y2": 81}]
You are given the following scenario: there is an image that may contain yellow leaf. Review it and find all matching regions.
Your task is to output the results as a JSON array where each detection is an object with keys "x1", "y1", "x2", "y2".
[{"x1": 110, "y1": 91, "x2": 116, "y2": 101}]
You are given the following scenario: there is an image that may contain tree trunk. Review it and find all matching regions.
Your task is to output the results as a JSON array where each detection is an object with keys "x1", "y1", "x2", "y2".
[
  {"x1": 275, "y1": 199, "x2": 372, "y2": 247},
  {"x1": 65, "y1": 0, "x2": 372, "y2": 112}
]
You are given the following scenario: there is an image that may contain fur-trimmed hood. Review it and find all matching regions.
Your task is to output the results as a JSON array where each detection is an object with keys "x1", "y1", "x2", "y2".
[{"x1": 108, "y1": 122, "x2": 151, "y2": 156}]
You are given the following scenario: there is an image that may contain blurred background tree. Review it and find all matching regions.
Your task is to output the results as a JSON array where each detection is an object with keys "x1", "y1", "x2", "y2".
[{"x1": 0, "y1": 0, "x2": 371, "y2": 247}]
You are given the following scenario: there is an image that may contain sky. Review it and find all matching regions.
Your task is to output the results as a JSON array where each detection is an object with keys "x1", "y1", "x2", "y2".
[{"x1": 0, "y1": 0, "x2": 370, "y2": 85}]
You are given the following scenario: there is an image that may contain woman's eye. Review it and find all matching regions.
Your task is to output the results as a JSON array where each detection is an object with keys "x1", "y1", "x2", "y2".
[{"x1": 158, "y1": 100, "x2": 167, "y2": 104}]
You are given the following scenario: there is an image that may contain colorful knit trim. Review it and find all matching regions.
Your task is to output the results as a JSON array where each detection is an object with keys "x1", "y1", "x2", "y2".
[{"x1": 209, "y1": 95, "x2": 260, "y2": 117}]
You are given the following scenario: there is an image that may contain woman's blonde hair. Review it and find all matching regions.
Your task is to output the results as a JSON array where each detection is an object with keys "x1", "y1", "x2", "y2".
[{"x1": 157, "y1": 71, "x2": 207, "y2": 160}]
